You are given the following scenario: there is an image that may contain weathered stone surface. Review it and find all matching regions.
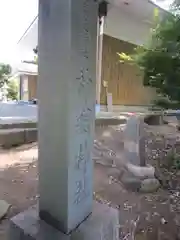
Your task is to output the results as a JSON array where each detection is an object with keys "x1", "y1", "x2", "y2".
[
  {"x1": 9, "y1": 202, "x2": 119, "y2": 240},
  {"x1": 126, "y1": 163, "x2": 155, "y2": 179},
  {"x1": 116, "y1": 168, "x2": 141, "y2": 192},
  {"x1": 0, "y1": 200, "x2": 10, "y2": 220},
  {"x1": 25, "y1": 128, "x2": 37, "y2": 143},
  {"x1": 121, "y1": 177, "x2": 141, "y2": 192},
  {"x1": 124, "y1": 115, "x2": 146, "y2": 166},
  {"x1": 37, "y1": 0, "x2": 99, "y2": 234},
  {"x1": 140, "y1": 178, "x2": 160, "y2": 193},
  {"x1": 0, "y1": 129, "x2": 25, "y2": 148},
  {"x1": 0, "y1": 128, "x2": 38, "y2": 148}
]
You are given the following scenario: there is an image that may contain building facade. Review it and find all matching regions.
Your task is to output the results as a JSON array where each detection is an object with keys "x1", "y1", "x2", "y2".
[{"x1": 16, "y1": 0, "x2": 165, "y2": 106}]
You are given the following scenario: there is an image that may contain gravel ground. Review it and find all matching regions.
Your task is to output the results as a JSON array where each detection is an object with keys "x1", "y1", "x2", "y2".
[{"x1": 1, "y1": 125, "x2": 180, "y2": 239}]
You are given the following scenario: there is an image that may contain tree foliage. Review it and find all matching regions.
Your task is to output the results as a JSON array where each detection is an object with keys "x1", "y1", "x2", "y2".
[
  {"x1": 0, "y1": 63, "x2": 11, "y2": 89},
  {"x1": 7, "y1": 80, "x2": 18, "y2": 100},
  {"x1": 118, "y1": 1, "x2": 180, "y2": 109}
]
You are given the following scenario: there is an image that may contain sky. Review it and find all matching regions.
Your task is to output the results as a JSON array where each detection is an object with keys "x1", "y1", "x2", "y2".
[
  {"x1": 0, "y1": 0, "x2": 172, "y2": 65},
  {"x1": 0, "y1": 0, "x2": 38, "y2": 64}
]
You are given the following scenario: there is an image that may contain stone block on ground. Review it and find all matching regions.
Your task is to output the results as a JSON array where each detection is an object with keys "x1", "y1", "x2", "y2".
[
  {"x1": 119, "y1": 169, "x2": 142, "y2": 192},
  {"x1": 107, "y1": 167, "x2": 143, "y2": 192},
  {"x1": 0, "y1": 129, "x2": 25, "y2": 148},
  {"x1": 126, "y1": 163, "x2": 155, "y2": 179},
  {"x1": 140, "y1": 178, "x2": 160, "y2": 193},
  {"x1": 9, "y1": 202, "x2": 119, "y2": 240},
  {"x1": 121, "y1": 176, "x2": 141, "y2": 192},
  {"x1": 144, "y1": 114, "x2": 163, "y2": 125},
  {"x1": 124, "y1": 115, "x2": 146, "y2": 166},
  {"x1": 0, "y1": 128, "x2": 38, "y2": 148}
]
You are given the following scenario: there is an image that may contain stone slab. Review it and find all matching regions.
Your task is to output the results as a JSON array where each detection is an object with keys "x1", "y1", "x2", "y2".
[
  {"x1": 9, "y1": 202, "x2": 119, "y2": 240},
  {"x1": 126, "y1": 163, "x2": 155, "y2": 179},
  {"x1": 0, "y1": 128, "x2": 38, "y2": 148},
  {"x1": 0, "y1": 129, "x2": 25, "y2": 148}
]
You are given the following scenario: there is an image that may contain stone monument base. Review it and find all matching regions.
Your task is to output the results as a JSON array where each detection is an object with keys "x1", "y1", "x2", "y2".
[{"x1": 8, "y1": 202, "x2": 119, "y2": 240}]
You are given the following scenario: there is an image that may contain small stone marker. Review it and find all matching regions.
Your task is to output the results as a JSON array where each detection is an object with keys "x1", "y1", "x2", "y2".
[{"x1": 124, "y1": 115, "x2": 146, "y2": 166}]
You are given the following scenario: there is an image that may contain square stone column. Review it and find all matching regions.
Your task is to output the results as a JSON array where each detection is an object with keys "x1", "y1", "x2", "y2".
[
  {"x1": 9, "y1": 1, "x2": 119, "y2": 239},
  {"x1": 38, "y1": 0, "x2": 98, "y2": 234},
  {"x1": 124, "y1": 115, "x2": 146, "y2": 166}
]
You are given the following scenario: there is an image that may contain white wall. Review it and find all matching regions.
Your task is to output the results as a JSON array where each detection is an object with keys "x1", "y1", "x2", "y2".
[
  {"x1": 17, "y1": 19, "x2": 38, "y2": 61},
  {"x1": 104, "y1": 6, "x2": 152, "y2": 46}
]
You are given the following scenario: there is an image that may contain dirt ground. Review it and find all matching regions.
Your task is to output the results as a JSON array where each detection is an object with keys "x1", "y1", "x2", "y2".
[{"x1": 1, "y1": 125, "x2": 180, "y2": 239}]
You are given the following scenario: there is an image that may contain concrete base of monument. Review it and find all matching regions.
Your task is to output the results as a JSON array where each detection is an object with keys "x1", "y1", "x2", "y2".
[{"x1": 8, "y1": 202, "x2": 119, "y2": 240}]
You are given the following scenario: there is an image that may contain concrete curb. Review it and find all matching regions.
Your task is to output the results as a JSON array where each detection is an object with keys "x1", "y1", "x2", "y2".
[
  {"x1": 0, "y1": 121, "x2": 37, "y2": 130},
  {"x1": 0, "y1": 117, "x2": 127, "y2": 148},
  {"x1": 95, "y1": 117, "x2": 127, "y2": 126},
  {"x1": 0, "y1": 128, "x2": 37, "y2": 148}
]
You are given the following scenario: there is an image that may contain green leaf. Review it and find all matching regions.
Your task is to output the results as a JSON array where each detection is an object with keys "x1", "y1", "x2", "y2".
[{"x1": 0, "y1": 63, "x2": 11, "y2": 89}]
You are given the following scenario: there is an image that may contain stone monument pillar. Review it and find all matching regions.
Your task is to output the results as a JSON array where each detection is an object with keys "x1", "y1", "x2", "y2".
[
  {"x1": 9, "y1": 0, "x2": 119, "y2": 239},
  {"x1": 38, "y1": 0, "x2": 97, "y2": 234}
]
